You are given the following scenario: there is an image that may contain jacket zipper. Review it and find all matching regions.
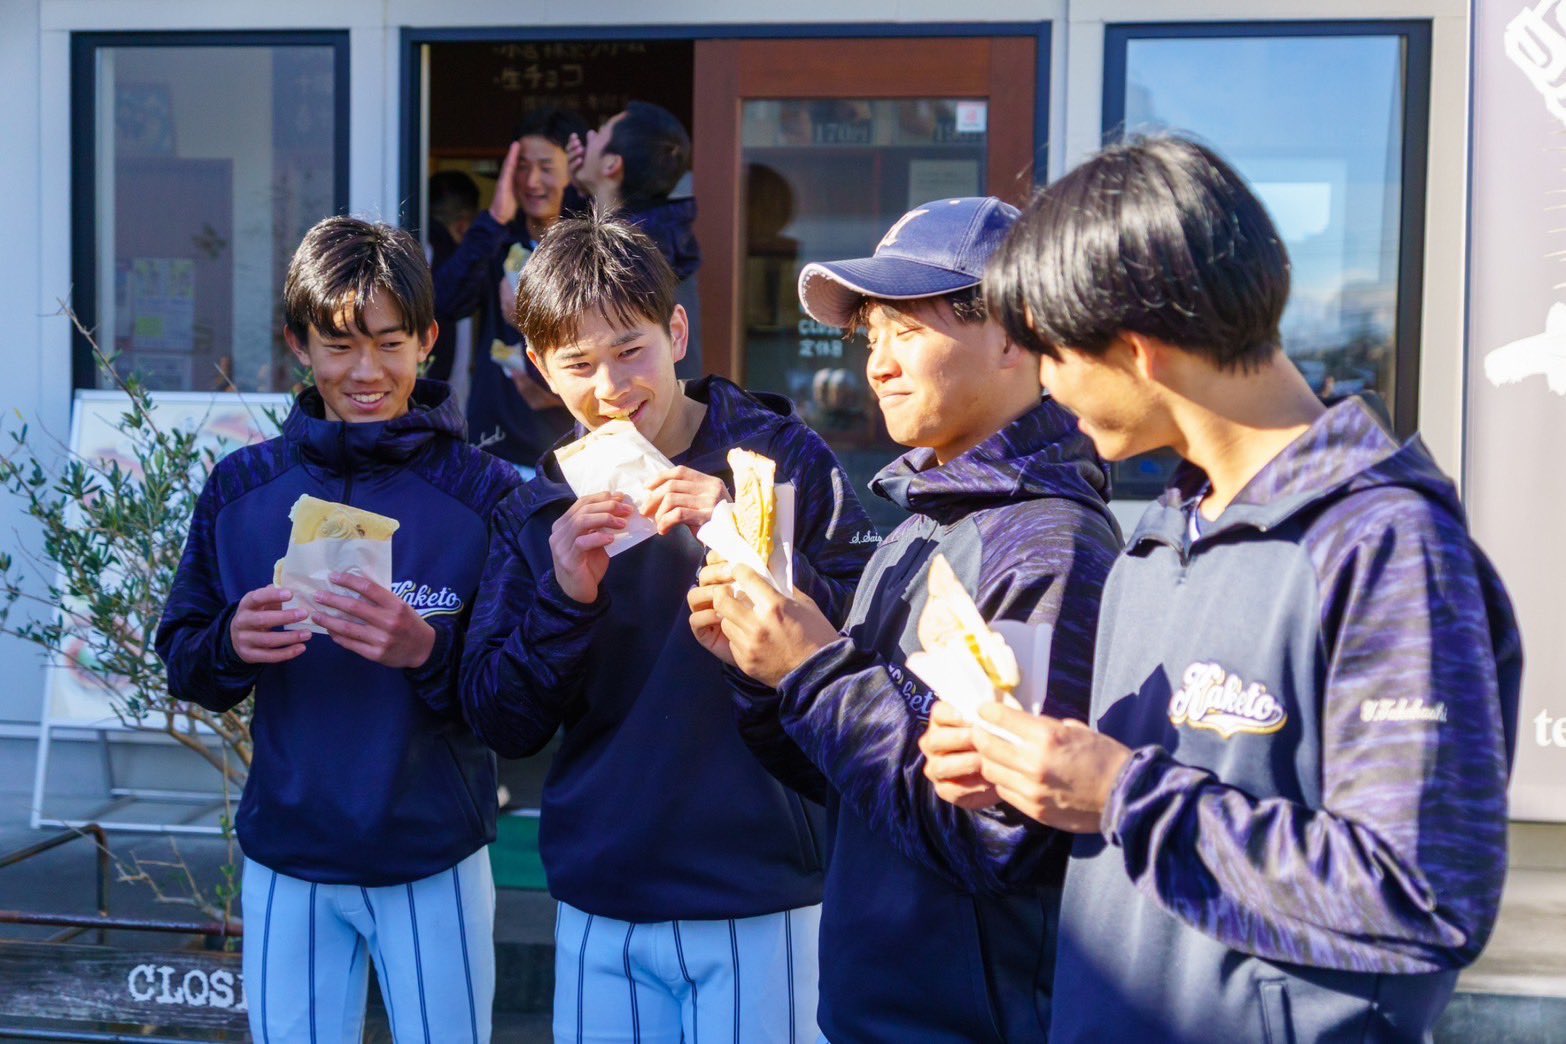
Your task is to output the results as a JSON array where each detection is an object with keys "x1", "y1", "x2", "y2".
[{"x1": 339, "y1": 425, "x2": 355, "y2": 504}]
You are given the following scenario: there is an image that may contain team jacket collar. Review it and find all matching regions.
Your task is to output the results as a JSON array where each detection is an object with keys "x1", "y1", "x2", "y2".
[
  {"x1": 1129, "y1": 396, "x2": 1460, "y2": 553},
  {"x1": 870, "y1": 396, "x2": 1112, "y2": 526},
  {"x1": 282, "y1": 378, "x2": 465, "y2": 474}
]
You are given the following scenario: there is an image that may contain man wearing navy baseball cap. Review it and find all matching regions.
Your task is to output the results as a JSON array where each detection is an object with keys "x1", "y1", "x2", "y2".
[{"x1": 688, "y1": 198, "x2": 1123, "y2": 1041}]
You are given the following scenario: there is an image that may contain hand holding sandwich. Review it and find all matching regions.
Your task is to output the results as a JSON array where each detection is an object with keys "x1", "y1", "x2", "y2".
[
  {"x1": 918, "y1": 701, "x2": 1002, "y2": 811},
  {"x1": 947, "y1": 703, "x2": 1131, "y2": 834},
  {"x1": 313, "y1": 572, "x2": 436, "y2": 669},
  {"x1": 644, "y1": 466, "x2": 729, "y2": 536},
  {"x1": 686, "y1": 552, "x2": 737, "y2": 666},
  {"x1": 707, "y1": 563, "x2": 839, "y2": 688},
  {"x1": 229, "y1": 585, "x2": 313, "y2": 664},
  {"x1": 550, "y1": 491, "x2": 635, "y2": 604}
]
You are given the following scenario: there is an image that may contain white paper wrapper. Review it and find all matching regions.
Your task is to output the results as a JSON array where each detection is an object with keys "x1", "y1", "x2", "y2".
[
  {"x1": 906, "y1": 619, "x2": 1053, "y2": 745},
  {"x1": 555, "y1": 421, "x2": 676, "y2": 557},
  {"x1": 276, "y1": 537, "x2": 393, "y2": 635},
  {"x1": 695, "y1": 483, "x2": 795, "y2": 597}
]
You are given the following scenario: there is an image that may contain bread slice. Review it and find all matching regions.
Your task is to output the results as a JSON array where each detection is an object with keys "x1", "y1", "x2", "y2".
[
  {"x1": 287, "y1": 494, "x2": 399, "y2": 544},
  {"x1": 727, "y1": 448, "x2": 776, "y2": 564},
  {"x1": 920, "y1": 555, "x2": 1020, "y2": 697}
]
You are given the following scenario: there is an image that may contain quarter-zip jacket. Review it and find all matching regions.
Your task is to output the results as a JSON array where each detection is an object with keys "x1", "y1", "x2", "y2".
[
  {"x1": 155, "y1": 381, "x2": 521, "y2": 885},
  {"x1": 1052, "y1": 398, "x2": 1522, "y2": 1043},
  {"x1": 762, "y1": 399, "x2": 1122, "y2": 1043},
  {"x1": 432, "y1": 208, "x2": 577, "y2": 465},
  {"x1": 459, "y1": 376, "x2": 878, "y2": 921}
]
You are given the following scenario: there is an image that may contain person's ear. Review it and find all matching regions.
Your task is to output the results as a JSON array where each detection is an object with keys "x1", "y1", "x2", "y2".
[
  {"x1": 417, "y1": 322, "x2": 438, "y2": 365},
  {"x1": 1122, "y1": 331, "x2": 1160, "y2": 381},
  {"x1": 525, "y1": 346, "x2": 560, "y2": 395},
  {"x1": 285, "y1": 327, "x2": 312, "y2": 369},
  {"x1": 667, "y1": 305, "x2": 690, "y2": 365},
  {"x1": 602, "y1": 151, "x2": 626, "y2": 187}
]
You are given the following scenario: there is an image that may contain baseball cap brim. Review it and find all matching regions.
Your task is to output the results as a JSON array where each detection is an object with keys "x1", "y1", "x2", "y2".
[{"x1": 798, "y1": 256, "x2": 980, "y2": 328}]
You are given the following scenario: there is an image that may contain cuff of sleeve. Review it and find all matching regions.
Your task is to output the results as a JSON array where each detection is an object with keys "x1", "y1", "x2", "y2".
[
  {"x1": 404, "y1": 617, "x2": 456, "y2": 696},
  {"x1": 212, "y1": 602, "x2": 260, "y2": 680},
  {"x1": 1101, "y1": 744, "x2": 1169, "y2": 846},
  {"x1": 723, "y1": 662, "x2": 778, "y2": 708},
  {"x1": 536, "y1": 568, "x2": 611, "y2": 623},
  {"x1": 776, "y1": 635, "x2": 858, "y2": 716}
]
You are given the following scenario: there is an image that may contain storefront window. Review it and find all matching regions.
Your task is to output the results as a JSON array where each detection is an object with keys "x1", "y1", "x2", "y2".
[
  {"x1": 740, "y1": 98, "x2": 989, "y2": 530},
  {"x1": 73, "y1": 35, "x2": 348, "y2": 393},
  {"x1": 1104, "y1": 22, "x2": 1428, "y2": 496}
]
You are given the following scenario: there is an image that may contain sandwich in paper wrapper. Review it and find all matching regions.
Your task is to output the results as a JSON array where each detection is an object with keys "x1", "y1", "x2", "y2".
[
  {"x1": 904, "y1": 554, "x2": 1052, "y2": 745},
  {"x1": 555, "y1": 419, "x2": 675, "y2": 557},
  {"x1": 273, "y1": 495, "x2": 400, "y2": 635},
  {"x1": 696, "y1": 448, "x2": 795, "y2": 597}
]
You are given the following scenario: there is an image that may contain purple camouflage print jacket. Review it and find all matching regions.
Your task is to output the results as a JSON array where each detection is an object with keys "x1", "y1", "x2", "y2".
[
  {"x1": 745, "y1": 398, "x2": 1122, "y2": 1042},
  {"x1": 1051, "y1": 397, "x2": 1522, "y2": 1043}
]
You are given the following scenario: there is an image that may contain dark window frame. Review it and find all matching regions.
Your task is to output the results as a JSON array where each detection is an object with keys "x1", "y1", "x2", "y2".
[
  {"x1": 69, "y1": 30, "x2": 352, "y2": 392},
  {"x1": 1102, "y1": 19, "x2": 1432, "y2": 452},
  {"x1": 397, "y1": 21, "x2": 1053, "y2": 237}
]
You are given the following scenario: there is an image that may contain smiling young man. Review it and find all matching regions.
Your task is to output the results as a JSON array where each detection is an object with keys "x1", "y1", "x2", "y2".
[
  {"x1": 689, "y1": 198, "x2": 1122, "y2": 1042},
  {"x1": 927, "y1": 137, "x2": 1522, "y2": 1042},
  {"x1": 458, "y1": 210, "x2": 876, "y2": 1042},
  {"x1": 433, "y1": 107, "x2": 589, "y2": 472},
  {"x1": 156, "y1": 217, "x2": 521, "y2": 1042}
]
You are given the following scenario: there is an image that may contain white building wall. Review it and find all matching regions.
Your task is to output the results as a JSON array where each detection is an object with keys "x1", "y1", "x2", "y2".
[{"x1": 0, "y1": 0, "x2": 1473, "y2": 793}]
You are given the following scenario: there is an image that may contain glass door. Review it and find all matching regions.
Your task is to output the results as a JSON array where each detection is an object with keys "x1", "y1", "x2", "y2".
[{"x1": 694, "y1": 36, "x2": 1041, "y2": 530}]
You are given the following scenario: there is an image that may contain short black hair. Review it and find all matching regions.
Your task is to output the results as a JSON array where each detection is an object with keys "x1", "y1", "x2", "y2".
[
  {"x1": 986, "y1": 136, "x2": 1290, "y2": 371},
  {"x1": 846, "y1": 285, "x2": 987, "y2": 336},
  {"x1": 283, "y1": 216, "x2": 434, "y2": 341},
  {"x1": 514, "y1": 106, "x2": 590, "y2": 152},
  {"x1": 514, "y1": 205, "x2": 677, "y2": 352},
  {"x1": 606, "y1": 101, "x2": 692, "y2": 207},
  {"x1": 428, "y1": 170, "x2": 479, "y2": 226}
]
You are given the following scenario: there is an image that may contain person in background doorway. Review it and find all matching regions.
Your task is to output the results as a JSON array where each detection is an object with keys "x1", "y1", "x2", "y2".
[
  {"x1": 433, "y1": 107, "x2": 588, "y2": 476},
  {"x1": 569, "y1": 100, "x2": 705, "y2": 379},
  {"x1": 425, "y1": 170, "x2": 479, "y2": 409}
]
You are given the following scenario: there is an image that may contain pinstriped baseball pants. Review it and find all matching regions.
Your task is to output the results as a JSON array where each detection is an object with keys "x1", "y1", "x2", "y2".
[
  {"x1": 552, "y1": 901, "x2": 820, "y2": 1044},
  {"x1": 241, "y1": 850, "x2": 495, "y2": 1043}
]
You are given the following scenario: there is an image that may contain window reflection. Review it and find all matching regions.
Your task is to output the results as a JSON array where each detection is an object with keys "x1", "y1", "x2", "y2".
[
  {"x1": 1110, "y1": 31, "x2": 1411, "y2": 496},
  {"x1": 91, "y1": 44, "x2": 341, "y2": 393},
  {"x1": 741, "y1": 98, "x2": 987, "y2": 530}
]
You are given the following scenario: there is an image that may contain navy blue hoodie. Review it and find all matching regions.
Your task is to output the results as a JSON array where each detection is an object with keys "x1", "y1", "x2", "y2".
[
  {"x1": 154, "y1": 381, "x2": 520, "y2": 885},
  {"x1": 753, "y1": 400, "x2": 1122, "y2": 1042},
  {"x1": 459, "y1": 376, "x2": 878, "y2": 921},
  {"x1": 1052, "y1": 399, "x2": 1522, "y2": 1042},
  {"x1": 432, "y1": 209, "x2": 576, "y2": 466}
]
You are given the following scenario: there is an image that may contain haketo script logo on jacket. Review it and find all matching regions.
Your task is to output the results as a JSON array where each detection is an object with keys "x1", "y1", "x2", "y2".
[
  {"x1": 154, "y1": 381, "x2": 520, "y2": 886},
  {"x1": 1051, "y1": 398, "x2": 1522, "y2": 1044}
]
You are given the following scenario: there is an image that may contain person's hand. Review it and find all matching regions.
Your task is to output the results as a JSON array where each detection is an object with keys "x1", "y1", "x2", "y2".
[
  {"x1": 489, "y1": 140, "x2": 521, "y2": 225},
  {"x1": 687, "y1": 553, "x2": 736, "y2": 665},
  {"x1": 711, "y1": 565, "x2": 838, "y2": 688},
  {"x1": 919, "y1": 701, "x2": 1002, "y2": 810},
  {"x1": 228, "y1": 585, "x2": 312, "y2": 664},
  {"x1": 312, "y1": 573, "x2": 436, "y2": 669},
  {"x1": 970, "y1": 703, "x2": 1133, "y2": 833},
  {"x1": 550, "y1": 492, "x2": 633, "y2": 604},
  {"x1": 645, "y1": 466, "x2": 729, "y2": 536},
  {"x1": 565, "y1": 132, "x2": 586, "y2": 188}
]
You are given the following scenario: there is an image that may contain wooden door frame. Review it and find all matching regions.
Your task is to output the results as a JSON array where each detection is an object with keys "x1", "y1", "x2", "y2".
[{"x1": 693, "y1": 34, "x2": 1041, "y2": 381}]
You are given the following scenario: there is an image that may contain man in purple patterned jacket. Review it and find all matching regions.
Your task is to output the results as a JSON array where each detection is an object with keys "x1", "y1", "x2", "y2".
[
  {"x1": 927, "y1": 136, "x2": 1523, "y2": 1042},
  {"x1": 692, "y1": 197, "x2": 1122, "y2": 1041}
]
